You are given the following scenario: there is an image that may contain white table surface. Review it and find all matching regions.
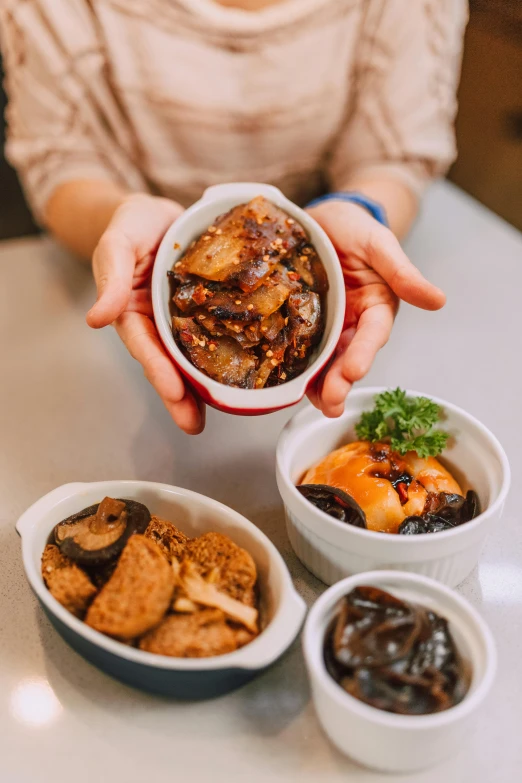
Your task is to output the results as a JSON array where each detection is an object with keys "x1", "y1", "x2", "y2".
[{"x1": 1, "y1": 181, "x2": 521, "y2": 783}]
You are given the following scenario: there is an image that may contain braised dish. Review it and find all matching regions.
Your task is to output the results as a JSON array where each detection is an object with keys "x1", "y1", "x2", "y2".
[
  {"x1": 168, "y1": 196, "x2": 328, "y2": 388},
  {"x1": 299, "y1": 388, "x2": 480, "y2": 535},
  {"x1": 324, "y1": 586, "x2": 470, "y2": 715},
  {"x1": 42, "y1": 497, "x2": 259, "y2": 657}
]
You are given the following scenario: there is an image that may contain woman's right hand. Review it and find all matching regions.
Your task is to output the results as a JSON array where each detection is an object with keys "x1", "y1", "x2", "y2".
[{"x1": 86, "y1": 193, "x2": 205, "y2": 435}]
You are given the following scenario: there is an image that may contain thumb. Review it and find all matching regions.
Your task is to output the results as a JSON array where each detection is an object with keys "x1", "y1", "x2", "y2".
[{"x1": 86, "y1": 231, "x2": 135, "y2": 328}]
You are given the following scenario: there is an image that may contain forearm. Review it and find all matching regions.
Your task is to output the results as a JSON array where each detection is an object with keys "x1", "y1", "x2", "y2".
[
  {"x1": 44, "y1": 179, "x2": 131, "y2": 259},
  {"x1": 340, "y1": 175, "x2": 418, "y2": 240}
]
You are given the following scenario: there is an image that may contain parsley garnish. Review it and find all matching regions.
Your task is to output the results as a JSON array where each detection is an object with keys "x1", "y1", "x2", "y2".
[{"x1": 355, "y1": 388, "x2": 449, "y2": 458}]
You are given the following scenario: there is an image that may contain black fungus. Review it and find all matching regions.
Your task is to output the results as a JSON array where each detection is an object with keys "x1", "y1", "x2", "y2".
[
  {"x1": 297, "y1": 484, "x2": 366, "y2": 528},
  {"x1": 399, "y1": 489, "x2": 481, "y2": 535},
  {"x1": 324, "y1": 586, "x2": 470, "y2": 715}
]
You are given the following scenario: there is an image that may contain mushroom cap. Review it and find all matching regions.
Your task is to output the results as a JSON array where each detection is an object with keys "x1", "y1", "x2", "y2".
[{"x1": 54, "y1": 498, "x2": 151, "y2": 566}]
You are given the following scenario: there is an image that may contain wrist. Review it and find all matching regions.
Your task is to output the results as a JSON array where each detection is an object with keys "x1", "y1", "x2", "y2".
[{"x1": 306, "y1": 191, "x2": 389, "y2": 228}]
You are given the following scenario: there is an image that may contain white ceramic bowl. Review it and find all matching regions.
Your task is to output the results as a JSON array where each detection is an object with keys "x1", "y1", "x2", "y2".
[
  {"x1": 303, "y1": 570, "x2": 496, "y2": 773},
  {"x1": 276, "y1": 387, "x2": 510, "y2": 587},
  {"x1": 151, "y1": 182, "x2": 345, "y2": 415},
  {"x1": 17, "y1": 480, "x2": 306, "y2": 699}
]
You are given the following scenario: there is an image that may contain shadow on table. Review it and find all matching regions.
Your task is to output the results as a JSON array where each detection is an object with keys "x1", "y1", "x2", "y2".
[{"x1": 36, "y1": 605, "x2": 310, "y2": 730}]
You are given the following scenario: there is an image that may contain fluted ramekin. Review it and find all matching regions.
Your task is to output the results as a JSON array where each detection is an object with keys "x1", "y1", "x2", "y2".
[
  {"x1": 276, "y1": 387, "x2": 510, "y2": 586},
  {"x1": 303, "y1": 570, "x2": 496, "y2": 772}
]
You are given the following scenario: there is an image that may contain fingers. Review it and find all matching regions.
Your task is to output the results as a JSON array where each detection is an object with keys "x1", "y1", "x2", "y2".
[
  {"x1": 87, "y1": 231, "x2": 135, "y2": 328},
  {"x1": 87, "y1": 195, "x2": 184, "y2": 329},
  {"x1": 310, "y1": 202, "x2": 445, "y2": 311},
  {"x1": 365, "y1": 226, "x2": 445, "y2": 311},
  {"x1": 341, "y1": 303, "x2": 394, "y2": 382},
  {"x1": 115, "y1": 312, "x2": 204, "y2": 435},
  {"x1": 315, "y1": 305, "x2": 394, "y2": 417},
  {"x1": 310, "y1": 329, "x2": 354, "y2": 418}
]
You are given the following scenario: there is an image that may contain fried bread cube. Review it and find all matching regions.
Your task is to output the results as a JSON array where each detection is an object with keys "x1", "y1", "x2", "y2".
[
  {"x1": 139, "y1": 609, "x2": 238, "y2": 658},
  {"x1": 85, "y1": 535, "x2": 174, "y2": 639},
  {"x1": 185, "y1": 532, "x2": 257, "y2": 604},
  {"x1": 41, "y1": 544, "x2": 97, "y2": 618},
  {"x1": 144, "y1": 515, "x2": 187, "y2": 562}
]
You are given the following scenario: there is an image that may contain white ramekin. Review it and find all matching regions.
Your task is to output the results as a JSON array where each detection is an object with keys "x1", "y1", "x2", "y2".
[
  {"x1": 303, "y1": 570, "x2": 496, "y2": 773},
  {"x1": 17, "y1": 480, "x2": 306, "y2": 698},
  {"x1": 151, "y1": 182, "x2": 345, "y2": 415},
  {"x1": 276, "y1": 387, "x2": 510, "y2": 587}
]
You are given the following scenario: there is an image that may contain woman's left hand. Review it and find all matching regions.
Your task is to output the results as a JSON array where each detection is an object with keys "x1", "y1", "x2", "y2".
[{"x1": 306, "y1": 200, "x2": 446, "y2": 417}]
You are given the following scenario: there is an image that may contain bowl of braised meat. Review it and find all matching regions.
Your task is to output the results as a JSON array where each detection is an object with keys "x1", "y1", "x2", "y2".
[
  {"x1": 277, "y1": 387, "x2": 510, "y2": 586},
  {"x1": 17, "y1": 480, "x2": 306, "y2": 698},
  {"x1": 303, "y1": 571, "x2": 496, "y2": 772},
  {"x1": 152, "y1": 183, "x2": 345, "y2": 414}
]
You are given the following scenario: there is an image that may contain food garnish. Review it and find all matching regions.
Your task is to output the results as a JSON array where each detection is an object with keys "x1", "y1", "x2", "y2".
[
  {"x1": 355, "y1": 388, "x2": 449, "y2": 458},
  {"x1": 168, "y1": 196, "x2": 327, "y2": 388},
  {"x1": 42, "y1": 499, "x2": 260, "y2": 657},
  {"x1": 298, "y1": 391, "x2": 481, "y2": 535},
  {"x1": 324, "y1": 586, "x2": 470, "y2": 715}
]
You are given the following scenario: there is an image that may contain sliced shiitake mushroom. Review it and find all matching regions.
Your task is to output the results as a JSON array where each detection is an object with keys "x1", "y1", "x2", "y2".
[
  {"x1": 297, "y1": 484, "x2": 367, "y2": 528},
  {"x1": 54, "y1": 497, "x2": 151, "y2": 566}
]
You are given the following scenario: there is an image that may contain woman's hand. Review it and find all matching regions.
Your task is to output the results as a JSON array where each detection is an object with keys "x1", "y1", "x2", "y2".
[
  {"x1": 86, "y1": 193, "x2": 205, "y2": 434},
  {"x1": 306, "y1": 200, "x2": 446, "y2": 417}
]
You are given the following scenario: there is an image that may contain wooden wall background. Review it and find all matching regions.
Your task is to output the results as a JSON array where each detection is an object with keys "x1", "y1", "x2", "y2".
[
  {"x1": 0, "y1": 1, "x2": 521, "y2": 240},
  {"x1": 449, "y1": 0, "x2": 522, "y2": 231}
]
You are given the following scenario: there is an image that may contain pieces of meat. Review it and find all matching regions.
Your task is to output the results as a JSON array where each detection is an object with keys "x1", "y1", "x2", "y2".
[
  {"x1": 172, "y1": 278, "x2": 216, "y2": 312},
  {"x1": 177, "y1": 196, "x2": 306, "y2": 293},
  {"x1": 284, "y1": 291, "x2": 323, "y2": 373},
  {"x1": 173, "y1": 317, "x2": 257, "y2": 388},
  {"x1": 186, "y1": 532, "x2": 257, "y2": 604},
  {"x1": 85, "y1": 535, "x2": 175, "y2": 639},
  {"x1": 144, "y1": 515, "x2": 187, "y2": 562},
  {"x1": 170, "y1": 197, "x2": 328, "y2": 388},
  {"x1": 287, "y1": 291, "x2": 322, "y2": 345},
  {"x1": 258, "y1": 310, "x2": 285, "y2": 342},
  {"x1": 138, "y1": 609, "x2": 239, "y2": 658},
  {"x1": 196, "y1": 310, "x2": 261, "y2": 348},
  {"x1": 200, "y1": 266, "x2": 299, "y2": 323},
  {"x1": 41, "y1": 544, "x2": 97, "y2": 618},
  {"x1": 255, "y1": 328, "x2": 291, "y2": 388},
  {"x1": 197, "y1": 309, "x2": 285, "y2": 350},
  {"x1": 290, "y1": 248, "x2": 329, "y2": 294}
]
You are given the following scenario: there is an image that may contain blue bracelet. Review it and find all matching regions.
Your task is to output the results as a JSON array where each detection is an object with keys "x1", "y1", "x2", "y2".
[{"x1": 306, "y1": 191, "x2": 389, "y2": 228}]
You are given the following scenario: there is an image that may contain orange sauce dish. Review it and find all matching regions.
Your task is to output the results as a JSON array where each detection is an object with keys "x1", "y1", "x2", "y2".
[{"x1": 301, "y1": 442, "x2": 462, "y2": 534}]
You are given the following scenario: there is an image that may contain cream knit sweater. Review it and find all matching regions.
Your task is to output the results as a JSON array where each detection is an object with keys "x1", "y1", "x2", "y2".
[{"x1": 0, "y1": 0, "x2": 468, "y2": 220}]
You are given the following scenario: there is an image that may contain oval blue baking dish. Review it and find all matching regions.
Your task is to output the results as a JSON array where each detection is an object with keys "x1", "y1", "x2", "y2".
[{"x1": 17, "y1": 480, "x2": 306, "y2": 699}]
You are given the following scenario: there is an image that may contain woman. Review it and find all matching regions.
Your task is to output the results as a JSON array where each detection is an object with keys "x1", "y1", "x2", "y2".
[{"x1": 0, "y1": 0, "x2": 467, "y2": 433}]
